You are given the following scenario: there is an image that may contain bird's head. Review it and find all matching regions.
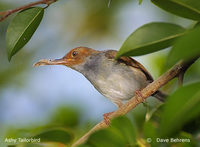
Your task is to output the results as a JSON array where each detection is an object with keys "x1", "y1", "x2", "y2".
[{"x1": 34, "y1": 47, "x2": 99, "y2": 68}]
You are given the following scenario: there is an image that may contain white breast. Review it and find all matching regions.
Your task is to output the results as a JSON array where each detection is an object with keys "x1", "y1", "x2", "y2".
[{"x1": 94, "y1": 69, "x2": 147, "y2": 101}]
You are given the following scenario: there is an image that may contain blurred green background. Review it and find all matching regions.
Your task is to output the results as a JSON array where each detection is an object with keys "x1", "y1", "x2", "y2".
[{"x1": 0, "y1": 0, "x2": 200, "y2": 146}]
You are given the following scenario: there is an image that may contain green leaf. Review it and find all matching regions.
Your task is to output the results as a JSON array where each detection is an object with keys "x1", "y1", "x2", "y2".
[
  {"x1": 139, "y1": 0, "x2": 143, "y2": 5},
  {"x1": 166, "y1": 27, "x2": 200, "y2": 68},
  {"x1": 77, "y1": 145, "x2": 91, "y2": 147},
  {"x1": 143, "y1": 121, "x2": 158, "y2": 146},
  {"x1": 131, "y1": 103, "x2": 146, "y2": 130},
  {"x1": 6, "y1": 7, "x2": 44, "y2": 61},
  {"x1": 116, "y1": 22, "x2": 185, "y2": 58},
  {"x1": 16, "y1": 143, "x2": 43, "y2": 147},
  {"x1": 82, "y1": 116, "x2": 137, "y2": 147},
  {"x1": 33, "y1": 128, "x2": 73, "y2": 144},
  {"x1": 110, "y1": 116, "x2": 137, "y2": 146},
  {"x1": 85, "y1": 129, "x2": 126, "y2": 147},
  {"x1": 194, "y1": 21, "x2": 200, "y2": 28},
  {"x1": 160, "y1": 82, "x2": 200, "y2": 137},
  {"x1": 151, "y1": 0, "x2": 200, "y2": 20},
  {"x1": 16, "y1": 142, "x2": 65, "y2": 147},
  {"x1": 50, "y1": 106, "x2": 80, "y2": 127}
]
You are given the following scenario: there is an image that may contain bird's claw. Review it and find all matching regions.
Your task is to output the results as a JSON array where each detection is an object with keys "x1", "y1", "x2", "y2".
[{"x1": 103, "y1": 112, "x2": 113, "y2": 125}]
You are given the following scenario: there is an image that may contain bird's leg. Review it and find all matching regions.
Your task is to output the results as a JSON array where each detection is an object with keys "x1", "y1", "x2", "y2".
[
  {"x1": 103, "y1": 100, "x2": 123, "y2": 125},
  {"x1": 135, "y1": 90, "x2": 145, "y2": 103}
]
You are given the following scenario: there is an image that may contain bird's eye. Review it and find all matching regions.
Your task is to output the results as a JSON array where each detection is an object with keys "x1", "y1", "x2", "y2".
[{"x1": 72, "y1": 51, "x2": 78, "y2": 57}]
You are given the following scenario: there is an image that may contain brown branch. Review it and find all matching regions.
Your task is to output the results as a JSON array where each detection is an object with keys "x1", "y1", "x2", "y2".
[
  {"x1": 178, "y1": 71, "x2": 184, "y2": 86},
  {"x1": 72, "y1": 57, "x2": 199, "y2": 147},
  {"x1": 0, "y1": 0, "x2": 57, "y2": 22}
]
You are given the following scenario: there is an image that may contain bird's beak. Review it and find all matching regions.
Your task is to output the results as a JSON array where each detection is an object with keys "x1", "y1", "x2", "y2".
[{"x1": 33, "y1": 58, "x2": 68, "y2": 67}]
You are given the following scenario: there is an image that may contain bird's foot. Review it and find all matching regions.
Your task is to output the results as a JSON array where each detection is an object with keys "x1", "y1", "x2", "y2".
[
  {"x1": 135, "y1": 90, "x2": 145, "y2": 103},
  {"x1": 103, "y1": 112, "x2": 113, "y2": 125}
]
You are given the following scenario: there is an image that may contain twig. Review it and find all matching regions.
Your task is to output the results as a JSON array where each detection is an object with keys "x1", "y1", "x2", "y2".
[
  {"x1": 72, "y1": 57, "x2": 199, "y2": 147},
  {"x1": 177, "y1": 57, "x2": 198, "y2": 87},
  {"x1": 0, "y1": 0, "x2": 57, "y2": 22},
  {"x1": 178, "y1": 71, "x2": 184, "y2": 87},
  {"x1": 108, "y1": 0, "x2": 112, "y2": 8}
]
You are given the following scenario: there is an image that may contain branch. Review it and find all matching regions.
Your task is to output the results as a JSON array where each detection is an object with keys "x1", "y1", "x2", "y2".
[
  {"x1": 178, "y1": 71, "x2": 184, "y2": 86},
  {"x1": 0, "y1": 0, "x2": 57, "y2": 22},
  {"x1": 72, "y1": 57, "x2": 199, "y2": 147}
]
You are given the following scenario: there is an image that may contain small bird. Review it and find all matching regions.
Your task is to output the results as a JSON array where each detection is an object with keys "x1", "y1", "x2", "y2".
[{"x1": 34, "y1": 47, "x2": 166, "y2": 123}]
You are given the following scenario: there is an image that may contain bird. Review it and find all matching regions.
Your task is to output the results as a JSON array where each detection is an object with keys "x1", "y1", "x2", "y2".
[{"x1": 34, "y1": 47, "x2": 166, "y2": 123}]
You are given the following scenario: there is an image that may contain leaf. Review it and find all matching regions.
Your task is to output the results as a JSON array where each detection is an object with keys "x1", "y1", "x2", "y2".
[
  {"x1": 166, "y1": 27, "x2": 200, "y2": 68},
  {"x1": 77, "y1": 145, "x2": 91, "y2": 147},
  {"x1": 82, "y1": 116, "x2": 137, "y2": 147},
  {"x1": 6, "y1": 7, "x2": 44, "y2": 61},
  {"x1": 16, "y1": 143, "x2": 43, "y2": 147},
  {"x1": 16, "y1": 142, "x2": 65, "y2": 147},
  {"x1": 143, "y1": 121, "x2": 158, "y2": 146},
  {"x1": 33, "y1": 128, "x2": 73, "y2": 144},
  {"x1": 160, "y1": 82, "x2": 200, "y2": 137},
  {"x1": 50, "y1": 106, "x2": 80, "y2": 127},
  {"x1": 151, "y1": 0, "x2": 200, "y2": 20},
  {"x1": 110, "y1": 116, "x2": 137, "y2": 146},
  {"x1": 194, "y1": 21, "x2": 200, "y2": 28},
  {"x1": 85, "y1": 129, "x2": 126, "y2": 147},
  {"x1": 116, "y1": 22, "x2": 185, "y2": 58},
  {"x1": 131, "y1": 103, "x2": 146, "y2": 130}
]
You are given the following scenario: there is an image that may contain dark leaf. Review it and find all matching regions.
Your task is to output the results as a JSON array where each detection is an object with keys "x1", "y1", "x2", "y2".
[
  {"x1": 110, "y1": 116, "x2": 137, "y2": 146},
  {"x1": 50, "y1": 106, "x2": 80, "y2": 127},
  {"x1": 82, "y1": 116, "x2": 137, "y2": 147},
  {"x1": 151, "y1": 0, "x2": 200, "y2": 20},
  {"x1": 85, "y1": 129, "x2": 126, "y2": 147},
  {"x1": 143, "y1": 121, "x2": 158, "y2": 146},
  {"x1": 166, "y1": 27, "x2": 200, "y2": 68},
  {"x1": 116, "y1": 22, "x2": 185, "y2": 58},
  {"x1": 34, "y1": 128, "x2": 73, "y2": 144},
  {"x1": 6, "y1": 7, "x2": 44, "y2": 61},
  {"x1": 160, "y1": 82, "x2": 200, "y2": 137}
]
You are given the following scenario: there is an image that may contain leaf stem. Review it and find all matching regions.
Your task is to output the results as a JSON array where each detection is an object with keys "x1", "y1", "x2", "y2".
[
  {"x1": 0, "y1": 0, "x2": 57, "y2": 22},
  {"x1": 178, "y1": 71, "x2": 184, "y2": 87}
]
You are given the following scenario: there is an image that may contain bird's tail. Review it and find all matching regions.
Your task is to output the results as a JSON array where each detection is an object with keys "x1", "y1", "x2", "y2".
[{"x1": 152, "y1": 90, "x2": 167, "y2": 102}]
